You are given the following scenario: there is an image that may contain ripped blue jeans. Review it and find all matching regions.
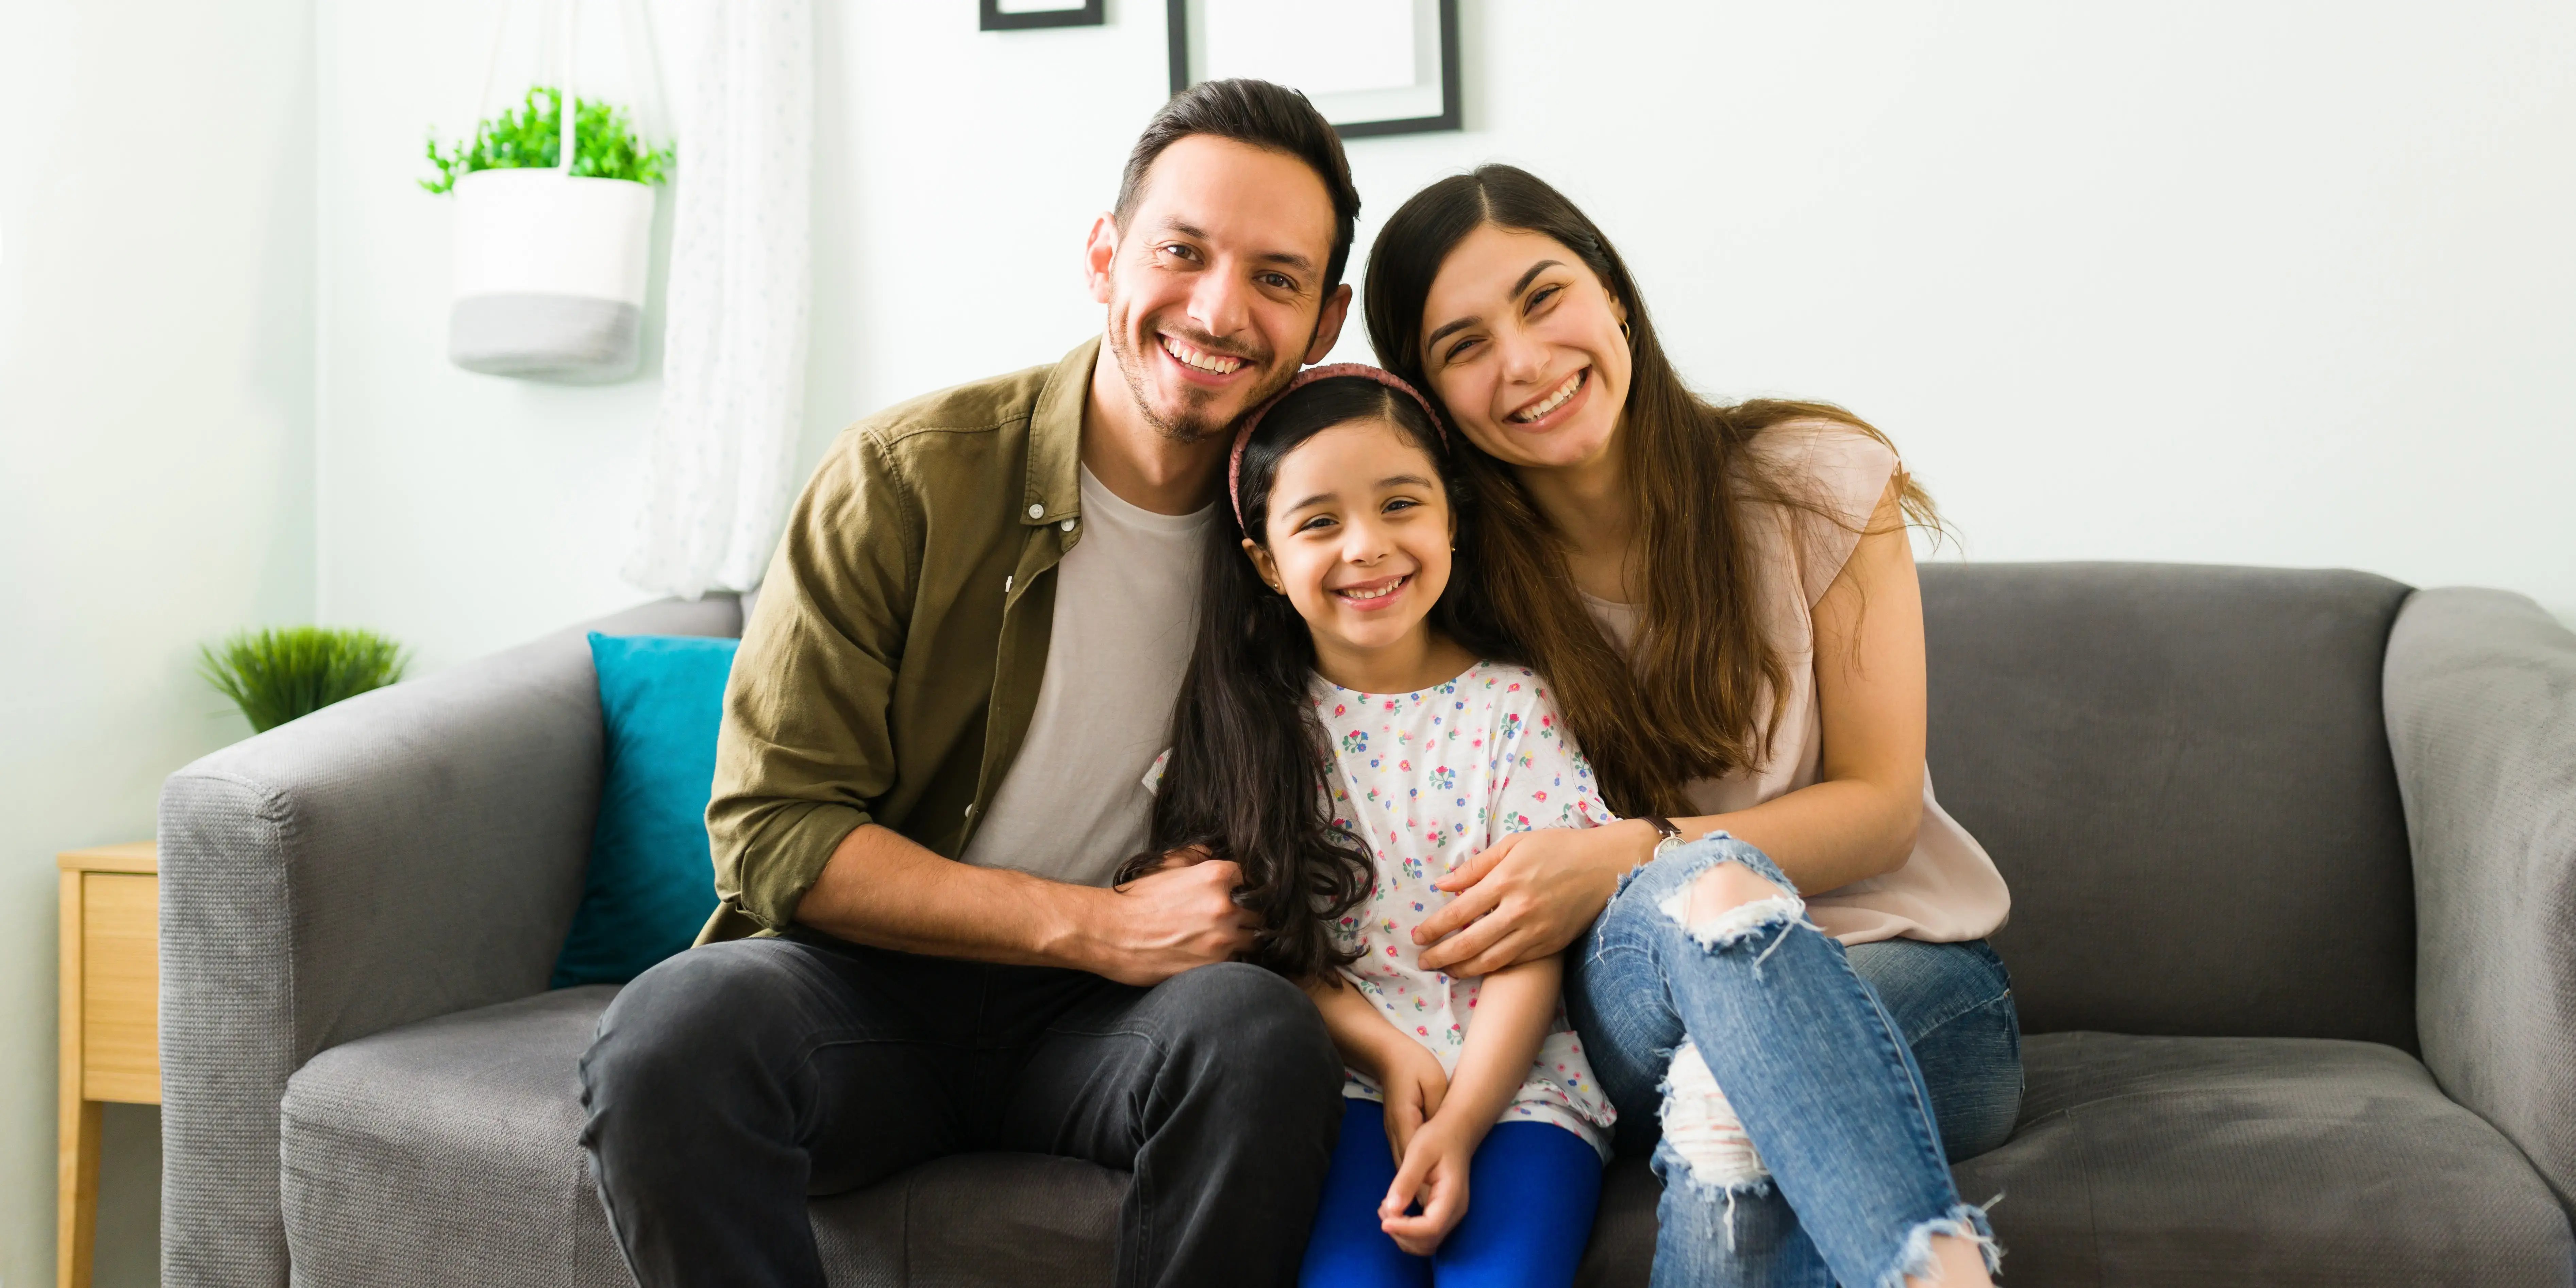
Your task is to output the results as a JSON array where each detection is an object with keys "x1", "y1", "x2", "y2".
[{"x1": 1566, "y1": 835, "x2": 2011, "y2": 1288}]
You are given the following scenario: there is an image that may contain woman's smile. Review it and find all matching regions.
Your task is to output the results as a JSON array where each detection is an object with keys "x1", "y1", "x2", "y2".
[{"x1": 1503, "y1": 368, "x2": 1591, "y2": 431}]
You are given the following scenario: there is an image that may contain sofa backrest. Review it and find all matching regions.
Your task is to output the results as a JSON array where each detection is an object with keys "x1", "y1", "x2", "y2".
[{"x1": 1920, "y1": 563, "x2": 2417, "y2": 1052}]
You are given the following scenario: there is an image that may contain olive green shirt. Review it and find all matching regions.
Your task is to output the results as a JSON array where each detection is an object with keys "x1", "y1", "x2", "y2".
[{"x1": 699, "y1": 340, "x2": 1100, "y2": 943}]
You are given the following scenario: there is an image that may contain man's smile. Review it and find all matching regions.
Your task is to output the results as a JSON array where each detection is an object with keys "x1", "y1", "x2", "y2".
[{"x1": 1158, "y1": 332, "x2": 1252, "y2": 383}]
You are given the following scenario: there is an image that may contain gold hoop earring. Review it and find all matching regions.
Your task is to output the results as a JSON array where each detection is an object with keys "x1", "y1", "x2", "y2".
[{"x1": 1619, "y1": 320, "x2": 1634, "y2": 344}]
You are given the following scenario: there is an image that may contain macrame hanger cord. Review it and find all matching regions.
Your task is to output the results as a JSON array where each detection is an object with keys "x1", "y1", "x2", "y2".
[
  {"x1": 621, "y1": 0, "x2": 672, "y2": 152},
  {"x1": 470, "y1": 7, "x2": 509, "y2": 148},
  {"x1": 557, "y1": 0, "x2": 580, "y2": 174}
]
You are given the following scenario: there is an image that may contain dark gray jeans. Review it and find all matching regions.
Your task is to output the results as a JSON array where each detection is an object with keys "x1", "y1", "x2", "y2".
[{"x1": 579, "y1": 934, "x2": 1345, "y2": 1288}]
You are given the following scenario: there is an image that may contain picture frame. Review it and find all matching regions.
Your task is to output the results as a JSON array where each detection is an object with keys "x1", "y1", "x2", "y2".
[
  {"x1": 980, "y1": 0, "x2": 1106, "y2": 32},
  {"x1": 1166, "y1": 0, "x2": 1461, "y2": 138}
]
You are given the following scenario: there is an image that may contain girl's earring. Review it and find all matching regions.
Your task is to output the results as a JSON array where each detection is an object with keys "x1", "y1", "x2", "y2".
[{"x1": 1619, "y1": 320, "x2": 1634, "y2": 345}]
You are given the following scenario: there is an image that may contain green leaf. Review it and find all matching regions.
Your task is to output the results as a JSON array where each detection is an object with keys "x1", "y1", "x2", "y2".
[
  {"x1": 198, "y1": 626, "x2": 410, "y2": 733},
  {"x1": 419, "y1": 84, "x2": 672, "y2": 193}
]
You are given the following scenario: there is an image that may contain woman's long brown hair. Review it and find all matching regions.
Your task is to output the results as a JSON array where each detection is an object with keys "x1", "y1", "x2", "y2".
[{"x1": 1363, "y1": 165, "x2": 1942, "y2": 817}]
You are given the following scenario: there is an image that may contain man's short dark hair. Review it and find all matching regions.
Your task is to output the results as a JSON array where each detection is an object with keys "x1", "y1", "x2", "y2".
[{"x1": 1114, "y1": 79, "x2": 1362, "y2": 294}]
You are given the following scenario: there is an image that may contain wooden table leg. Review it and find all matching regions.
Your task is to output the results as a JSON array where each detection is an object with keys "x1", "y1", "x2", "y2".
[
  {"x1": 58, "y1": 1098, "x2": 101, "y2": 1288},
  {"x1": 58, "y1": 872, "x2": 99, "y2": 1288}
]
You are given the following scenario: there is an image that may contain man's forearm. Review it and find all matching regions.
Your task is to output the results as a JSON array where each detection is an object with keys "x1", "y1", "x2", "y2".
[{"x1": 791, "y1": 822, "x2": 1109, "y2": 970}]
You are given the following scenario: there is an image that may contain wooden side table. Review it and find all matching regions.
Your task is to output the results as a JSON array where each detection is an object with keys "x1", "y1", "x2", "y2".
[{"x1": 58, "y1": 841, "x2": 158, "y2": 1288}]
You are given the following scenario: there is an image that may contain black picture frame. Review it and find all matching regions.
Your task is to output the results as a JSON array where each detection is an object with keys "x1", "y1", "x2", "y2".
[
  {"x1": 981, "y1": 0, "x2": 1105, "y2": 31},
  {"x1": 1165, "y1": 0, "x2": 1460, "y2": 138}
]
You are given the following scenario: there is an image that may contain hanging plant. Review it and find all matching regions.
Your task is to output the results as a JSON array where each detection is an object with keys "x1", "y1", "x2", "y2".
[
  {"x1": 428, "y1": 4, "x2": 672, "y2": 387},
  {"x1": 420, "y1": 86, "x2": 670, "y2": 193}
]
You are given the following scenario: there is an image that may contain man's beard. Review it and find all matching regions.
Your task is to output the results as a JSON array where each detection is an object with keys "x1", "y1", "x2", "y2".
[{"x1": 1109, "y1": 319, "x2": 1298, "y2": 445}]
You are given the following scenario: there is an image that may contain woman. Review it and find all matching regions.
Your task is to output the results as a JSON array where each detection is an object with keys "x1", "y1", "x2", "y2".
[{"x1": 1362, "y1": 165, "x2": 2018, "y2": 1288}]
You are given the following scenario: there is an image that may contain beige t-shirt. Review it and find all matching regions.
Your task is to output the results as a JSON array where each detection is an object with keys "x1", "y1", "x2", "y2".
[
  {"x1": 957, "y1": 465, "x2": 1213, "y2": 887},
  {"x1": 1584, "y1": 422, "x2": 2011, "y2": 946}
]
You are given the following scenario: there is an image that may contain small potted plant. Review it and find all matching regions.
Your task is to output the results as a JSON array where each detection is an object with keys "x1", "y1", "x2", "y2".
[
  {"x1": 199, "y1": 627, "x2": 409, "y2": 734},
  {"x1": 424, "y1": 85, "x2": 671, "y2": 382}
]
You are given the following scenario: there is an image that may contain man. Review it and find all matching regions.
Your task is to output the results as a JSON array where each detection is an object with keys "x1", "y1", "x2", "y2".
[{"x1": 579, "y1": 80, "x2": 1363, "y2": 1288}]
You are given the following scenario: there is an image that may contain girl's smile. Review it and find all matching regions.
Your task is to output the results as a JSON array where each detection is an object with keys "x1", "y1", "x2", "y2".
[{"x1": 1331, "y1": 571, "x2": 1413, "y2": 610}]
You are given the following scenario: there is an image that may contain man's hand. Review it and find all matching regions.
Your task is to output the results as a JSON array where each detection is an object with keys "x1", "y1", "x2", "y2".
[
  {"x1": 1412, "y1": 822, "x2": 1651, "y2": 976},
  {"x1": 1084, "y1": 854, "x2": 1259, "y2": 986}
]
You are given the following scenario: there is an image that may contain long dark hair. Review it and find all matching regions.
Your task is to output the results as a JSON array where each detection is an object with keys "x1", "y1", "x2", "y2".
[
  {"x1": 1121, "y1": 375, "x2": 1518, "y2": 980},
  {"x1": 1364, "y1": 165, "x2": 1943, "y2": 816}
]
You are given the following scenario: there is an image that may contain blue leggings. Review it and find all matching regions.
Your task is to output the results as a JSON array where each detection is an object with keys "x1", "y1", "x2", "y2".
[{"x1": 1299, "y1": 1099, "x2": 1603, "y2": 1288}]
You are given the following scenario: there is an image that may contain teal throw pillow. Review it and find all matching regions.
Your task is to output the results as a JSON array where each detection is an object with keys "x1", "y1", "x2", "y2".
[{"x1": 551, "y1": 632, "x2": 738, "y2": 988}]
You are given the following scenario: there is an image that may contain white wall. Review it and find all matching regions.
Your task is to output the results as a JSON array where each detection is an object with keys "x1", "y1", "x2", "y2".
[
  {"x1": 312, "y1": 0, "x2": 683, "y2": 672},
  {"x1": 311, "y1": 1, "x2": 2576, "y2": 654},
  {"x1": 0, "y1": 1, "x2": 318, "y2": 1284}
]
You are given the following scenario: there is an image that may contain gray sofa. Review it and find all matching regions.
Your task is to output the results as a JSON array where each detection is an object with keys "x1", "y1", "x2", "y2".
[{"x1": 158, "y1": 564, "x2": 2576, "y2": 1287}]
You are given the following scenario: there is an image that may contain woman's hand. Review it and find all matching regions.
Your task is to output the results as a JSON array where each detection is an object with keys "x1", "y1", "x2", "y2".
[
  {"x1": 1414, "y1": 820, "x2": 1658, "y2": 976},
  {"x1": 1379, "y1": 1114, "x2": 1477, "y2": 1255},
  {"x1": 1374, "y1": 1038, "x2": 1450, "y2": 1165}
]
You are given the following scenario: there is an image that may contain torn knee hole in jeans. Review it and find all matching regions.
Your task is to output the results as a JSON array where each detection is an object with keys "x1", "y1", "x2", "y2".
[
  {"x1": 1658, "y1": 865, "x2": 1815, "y2": 974},
  {"x1": 1661, "y1": 1041, "x2": 1767, "y2": 1191},
  {"x1": 1661, "y1": 1040, "x2": 1769, "y2": 1249}
]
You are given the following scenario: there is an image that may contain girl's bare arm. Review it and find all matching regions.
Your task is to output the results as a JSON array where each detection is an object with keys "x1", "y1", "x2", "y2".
[
  {"x1": 1378, "y1": 954, "x2": 1561, "y2": 1252},
  {"x1": 1423, "y1": 954, "x2": 1559, "y2": 1140},
  {"x1": 1302, "y1": 973, "x2": 1421, "y2": 1079}
]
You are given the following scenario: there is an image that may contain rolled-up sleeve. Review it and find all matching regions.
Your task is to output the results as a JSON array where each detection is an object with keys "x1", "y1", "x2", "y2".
[{"x1": 705, "y1": 430, "x2": 920, "y2": 935}]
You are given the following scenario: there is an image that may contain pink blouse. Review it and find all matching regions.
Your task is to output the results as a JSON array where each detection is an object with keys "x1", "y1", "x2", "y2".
[{"x1": 1583, "y1": 422, "x2": 2011, "y2": 946}]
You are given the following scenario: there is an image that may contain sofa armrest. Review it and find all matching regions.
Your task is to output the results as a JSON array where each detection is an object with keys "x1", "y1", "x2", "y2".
[
  {"x1": 157, "y1": 595, "x2": 738, "y2": 1288},
  {"x1": 2385, "y1": 587, "x2": 2576, "y2": 1211}
]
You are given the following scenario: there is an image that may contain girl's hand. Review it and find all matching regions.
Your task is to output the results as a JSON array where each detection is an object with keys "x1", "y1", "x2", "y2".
[
  {"x1": 1375, "y1": 1039, "x2": 1449, "y2": 1164},
  {"x1": 1415, "y1": 821, "x2": 1657, "y2": 976},
  {"x1": 1379, "y1": 1116, "x2": 1476, "y2": 1255}
]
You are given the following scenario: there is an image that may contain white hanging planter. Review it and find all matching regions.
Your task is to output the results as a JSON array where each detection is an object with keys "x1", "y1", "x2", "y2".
[
  {"x1": 449, "y1": 167, "x2": 655, "y2": 379},
  {"x1": 428, "y1": 0, "x2": 669, "y2": 382}
]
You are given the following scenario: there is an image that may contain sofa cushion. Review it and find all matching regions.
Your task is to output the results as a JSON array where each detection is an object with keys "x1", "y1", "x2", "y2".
[
  {"x1": 1919, "y1": 563, "x2": 2420, "y2": 1050},
  {"x1": 282, "y1": 996, "x2": 2571, "y2": 1287},
  {"x1": 281, "y1": 987, "x2": 1143, "y2": 1288},
  {"x1": 1954, "y1": 1032, "x2": 2575, "y2": 1287},
  {"x1": 551, "y1": 632, "x2": 737, "y2": 987},
  {"x1": 1577, "y1": 1032, "x2": 2574, "y2": 1288},
  {"x1": 281, "y1": 988, "x2": 634, "y2": 1288}
]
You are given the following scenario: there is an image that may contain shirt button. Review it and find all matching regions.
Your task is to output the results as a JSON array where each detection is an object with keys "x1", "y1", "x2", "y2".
[
  {"x1": 1060, "y1": 518, "x2": 1077, "y2": 532},
  {"x1": 1027, "y1": 504, "x2": 1044, "y2": 519}
]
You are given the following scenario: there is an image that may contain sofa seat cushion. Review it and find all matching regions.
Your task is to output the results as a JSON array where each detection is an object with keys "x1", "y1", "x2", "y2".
[
  {"x1": 281, "y1": 988, "x2": 635, "y2": 1288},
  {"x1": 280, "y1": 987, "x2": 1136, "y2": 1288},
  {"x1": 1955, "y1": 1032, "x2": 2574, "y2": 1287},
  {"x1": 282, "y1": 998, "x2": 2570, "y2": 1287}
]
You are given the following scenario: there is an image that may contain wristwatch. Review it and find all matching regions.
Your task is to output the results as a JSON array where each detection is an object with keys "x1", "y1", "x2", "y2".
[{"x1": 1640, "y1": 814, "x2": 1685, "y2": 863}]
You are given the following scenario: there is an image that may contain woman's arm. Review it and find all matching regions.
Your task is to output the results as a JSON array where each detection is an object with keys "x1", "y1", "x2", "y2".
[
  {"x1": 1378, "y1": 955, "x2": 1561, "y2": 1254},
  {"x1": 1416, "y1": 480, "x2": 1928, "y2": 977},
  {"x1": 1672, "y1": 476, "x2": 1927, "y2": 883}
]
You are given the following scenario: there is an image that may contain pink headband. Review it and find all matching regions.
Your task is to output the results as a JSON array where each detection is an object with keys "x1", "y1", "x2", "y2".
[{"x1": 1226, "y1": 363, "x2": 1448, "y2": 533}]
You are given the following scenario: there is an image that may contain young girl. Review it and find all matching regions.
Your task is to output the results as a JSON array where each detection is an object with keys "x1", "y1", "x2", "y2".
[{"x1": 1128, "y1": 365, "x2": 1617, "y2": 1288}]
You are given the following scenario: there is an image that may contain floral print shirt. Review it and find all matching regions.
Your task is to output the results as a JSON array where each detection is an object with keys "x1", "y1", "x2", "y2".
[{"x1": 1313, "y1": 660, "x2": 1620, "y2": 1156}]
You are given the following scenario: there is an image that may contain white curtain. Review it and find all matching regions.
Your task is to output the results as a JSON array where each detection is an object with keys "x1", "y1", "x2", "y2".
[{"x1": 624, "y1": 0, "x2": 813, "y2": 600}]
